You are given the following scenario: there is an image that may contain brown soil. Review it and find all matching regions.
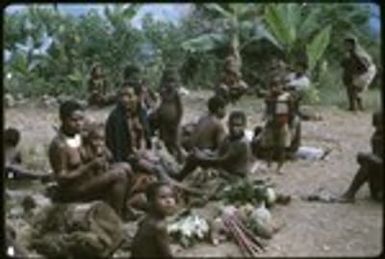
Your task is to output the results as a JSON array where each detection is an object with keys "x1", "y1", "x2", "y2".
[{"x1": 4, "y1": 91, "x2": 382, "y2": 257}]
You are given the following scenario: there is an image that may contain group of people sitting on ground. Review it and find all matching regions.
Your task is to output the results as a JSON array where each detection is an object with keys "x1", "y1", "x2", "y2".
[{"x1": 5, "y1": 39, "x2": 381, "y2": 256}]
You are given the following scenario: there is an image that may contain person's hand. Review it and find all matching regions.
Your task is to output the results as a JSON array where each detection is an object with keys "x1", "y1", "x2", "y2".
[{"x1": 92, "y1": 156, "x2": 107, "y2": 169}]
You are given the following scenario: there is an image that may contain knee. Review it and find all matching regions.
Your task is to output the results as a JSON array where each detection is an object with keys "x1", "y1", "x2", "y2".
[
  {"x1": 111, "y1": 170, "x2": 128, "y2": 184},
  {"x1": 114, "y1": 162, "x2": 133, "y2": 175}
]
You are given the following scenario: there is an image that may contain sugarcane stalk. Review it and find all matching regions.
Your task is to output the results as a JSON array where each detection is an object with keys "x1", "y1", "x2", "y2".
[
  {"x1": 223, "y1": 215, "x2": 251, "y2": 257},
  {"x1": 231, "y1": 212, "x2": 266, "y2": 251},
  {"x1": 228, "y1": 215, "x2": 263, "y2": 254},
  {"x1": 223, "y1": 214, "x2": 261, "y2": 256}
]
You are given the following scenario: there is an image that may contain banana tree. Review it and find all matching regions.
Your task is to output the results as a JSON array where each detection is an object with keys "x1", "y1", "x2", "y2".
[
  {"x1": 181, "y1": 3, "x2": 272, "y2": 75},
  {"x1": 263, "y1": 3, "x2": 332, "y2": 73},
  {"x1": 102, "y1": 4, "x2": 142, "y2": 86}
]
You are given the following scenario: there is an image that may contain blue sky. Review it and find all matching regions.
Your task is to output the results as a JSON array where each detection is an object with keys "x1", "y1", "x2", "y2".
[
  {"x1": 4, "y1": 4, "x2": 193, "y2": 29},
  {"x1": 4, "y1": 3, "x2": 380, "y2": 35}
]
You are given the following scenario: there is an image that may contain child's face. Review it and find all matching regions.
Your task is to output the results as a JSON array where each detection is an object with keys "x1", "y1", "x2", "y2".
[
  {"x1": 63, "y1": 110, "x2": 85, "y2": 135},
  {"x1": 89, "y1": 130, "x2": 105, "y2": 155},
  {"x1": 153, "y1": 185, "x2": 176, "y2": 217},
  {"x1": 229, "y1": 116, "x2": 246, "y2": 138}
]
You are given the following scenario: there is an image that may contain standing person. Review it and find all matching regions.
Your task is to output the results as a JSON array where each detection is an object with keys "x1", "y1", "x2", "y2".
[
  {"x1": 261, "y1": 77, "x2": 294, "y2": 174},
  {"x1": 87, "y1": 62, "x2": 115, "y2": 107},
  {"x1": 341, "y1": 36, "x2": 376, "y2": 111},
  {"x1": 156, "y1": 65, "x2": 184, "y2": 163},
  {"x1": 48, "y1": 100, "x2": 130, "y2": 216}
]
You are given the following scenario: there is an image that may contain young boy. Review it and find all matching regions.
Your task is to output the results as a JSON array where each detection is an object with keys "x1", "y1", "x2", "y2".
[
  {"x1": 175, "y1": 111, "x2": 253, "y2": 181},
  {"x1": 131, "y1": 182, "x2": 176, "y2": 258},
  {"x1": 262, "y1": 77, "x2": 293, "y2": 174}
]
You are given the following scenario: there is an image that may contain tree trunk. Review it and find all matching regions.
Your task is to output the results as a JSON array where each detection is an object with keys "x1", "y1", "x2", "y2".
[{"x1": 229, "y1": 32, "x2": 242, "y2": 75}]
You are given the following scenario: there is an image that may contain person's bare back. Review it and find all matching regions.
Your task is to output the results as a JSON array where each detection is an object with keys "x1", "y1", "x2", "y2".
[{"x1": 192, "y1": 114, "x2": 226, "y2": 151}]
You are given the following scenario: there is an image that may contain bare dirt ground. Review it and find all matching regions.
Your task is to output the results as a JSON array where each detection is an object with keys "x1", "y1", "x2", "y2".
[{"x1": 4, "y1": 90, "x2": 383, "y2": 257}]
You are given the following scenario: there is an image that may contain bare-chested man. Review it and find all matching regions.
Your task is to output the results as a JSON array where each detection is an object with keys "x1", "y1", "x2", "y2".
[
  {"x1": 188, "y1": 95, "x2": 227, "y2": 153},
  {"x1": 337, "y1": 110, "x2": 383, "y2": 202},
  {"x1": 105, "y1": 84, "x2": 171, "y2": 182},
  {"x1": 175, "y1": 111, "x2": 254, "y2": 181},
  {"x1": 48, "y1": 100, "x2": 130, "y2": 216}
]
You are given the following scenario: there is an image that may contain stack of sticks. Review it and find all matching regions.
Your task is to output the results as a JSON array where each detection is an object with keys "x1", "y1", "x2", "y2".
[{"x1": 221, "y1": 210, "x2": 266, "y2": 257}]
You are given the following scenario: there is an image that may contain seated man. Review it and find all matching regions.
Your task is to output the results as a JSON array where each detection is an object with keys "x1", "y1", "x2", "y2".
[
  {"x1": 48, "y1": 100, "x2": 131, "y2": 217},
  {"x1": 5, "y1": 127, "x2": 51, "y2": 181},
  {"x1": 337, "y1": 110, "x2": 383, "y2": 202},
  {"x1": 187, "y1": 95, "x2": 227, "y2": 153},
  {"x1": 105, "y1": 84, "x2": 169, "y2": 181},
  {"x1": 175, "y1": 111, "x2": 254, "y2": 181}
]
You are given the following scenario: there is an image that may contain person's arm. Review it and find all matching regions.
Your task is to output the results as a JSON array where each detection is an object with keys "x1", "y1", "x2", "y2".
[
  {"x1": 154, "y1": 221, "x2": 173, "y2": 258},
  {"x1": 214, "y1": 123, "x2": 226, "y2": 150},
  {"x1": 195, "y1": 140, "x2": 246, "y2": 167},
  {"x1": 49, "y1": 141, "x2": 95, "y2": 185},
  {"x1": 105, "y1": 112, "x2": 125, "y2": 162}
]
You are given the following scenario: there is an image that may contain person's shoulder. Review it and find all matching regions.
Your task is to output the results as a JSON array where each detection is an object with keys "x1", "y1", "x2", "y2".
[
  {"x1": 106, "y1": 105, "x2": 119, "y2": 120},
  {"x1": 50, "y1": 133, "x2": 66, "y2": 149}
]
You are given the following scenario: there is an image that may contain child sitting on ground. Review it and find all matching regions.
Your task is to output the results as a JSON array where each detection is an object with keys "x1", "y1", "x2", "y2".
[{"x1": 131, "y1": 182, "x2": 177, "y2": 258}]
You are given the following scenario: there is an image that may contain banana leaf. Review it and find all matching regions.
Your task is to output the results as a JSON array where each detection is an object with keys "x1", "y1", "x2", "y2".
[
  {"x1": 306, "y1": 25, "x2": 332, "y2": 72},
  {"x1": 181, "y1": 33, "x2": 228, "y2": 53}
]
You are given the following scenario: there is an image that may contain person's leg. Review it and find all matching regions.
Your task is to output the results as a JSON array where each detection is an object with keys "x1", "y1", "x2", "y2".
[
  {"x1": 74, "y1": 170, "x2": 128, "y2": 216},
  {"x1": 175, "y1": 154, "x2": 199, "y2": 181},
  {"x1": 356, "y1": 90, "x2": 364, "y2": 111},
  {"x1": 346, "y1": 85, "x2": 355, "y2": 111},
  {"x1": 368, "y1": 159, "x2": 383, "y2": 201},
  {"x1": 351, "y1": 86, "x2": 360, "y2": 111},
  {"x1": 338, "y1": 166, "x2": 369, "y2": 202}
]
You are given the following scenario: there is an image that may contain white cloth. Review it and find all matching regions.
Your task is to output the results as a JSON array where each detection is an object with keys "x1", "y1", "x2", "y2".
[
  {"x1": 353, "y1": 64, "x2": 376, "y2": 91},
  {"x1": 65, "y1": 134, "x2": 82, "y2": 148},
  {"x1": 286, "y1": 73, "x2": 310, "y2": 92},
  {"x1": 295, "y1": 146, "x2": 325, "y2": 160}
]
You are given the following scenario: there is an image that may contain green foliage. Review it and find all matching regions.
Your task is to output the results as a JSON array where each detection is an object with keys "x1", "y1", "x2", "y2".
[
  {"x1": 306, "y1": 25, "x2": 331, "y2": 72},
  {"x1": 3, "y1": 3, "x2": 379, "y2": 107}
]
